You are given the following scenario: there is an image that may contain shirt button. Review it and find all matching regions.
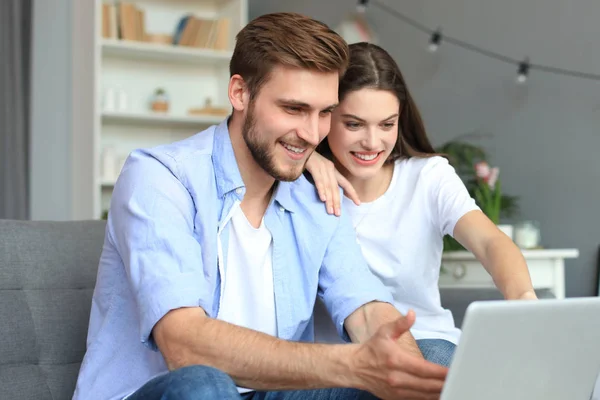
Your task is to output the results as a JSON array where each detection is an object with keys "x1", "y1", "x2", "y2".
[
  {"x1": 235, "y1": 188, "x2": 242, "y2": 195},
  {"x1": 279, "y1": 206, "x2": 285, "y2": 212}
]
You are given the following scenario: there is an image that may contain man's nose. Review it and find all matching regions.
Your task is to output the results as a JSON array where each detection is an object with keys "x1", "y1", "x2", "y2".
[{"x1": 297, "y1": 115, "x2": 320, "y2": 146}]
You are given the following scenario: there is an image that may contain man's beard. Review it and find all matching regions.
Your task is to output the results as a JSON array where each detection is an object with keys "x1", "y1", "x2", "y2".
[{"x1": 242, "y1": 104, "x2": 312, "y2": 182}]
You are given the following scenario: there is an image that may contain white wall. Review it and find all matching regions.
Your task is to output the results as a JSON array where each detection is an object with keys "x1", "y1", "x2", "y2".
[{"x1": 251, "y1": 0, "x2": 600, "y2": 297}]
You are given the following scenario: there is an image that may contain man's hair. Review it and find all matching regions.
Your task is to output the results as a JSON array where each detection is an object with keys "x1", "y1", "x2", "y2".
[{"x1": 230, "y1": 12, "x2": 349, "y2": 99}]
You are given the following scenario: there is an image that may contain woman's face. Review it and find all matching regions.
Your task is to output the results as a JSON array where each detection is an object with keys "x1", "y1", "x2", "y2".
[{"x1": 327, "y1": 88, "x2": 400, "y2": 181}]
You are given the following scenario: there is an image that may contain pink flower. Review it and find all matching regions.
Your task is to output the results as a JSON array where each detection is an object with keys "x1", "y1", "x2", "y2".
[
  {"x1": 488, "y1": 167, "x2": 499, "y2": 189},
  {"x1": 475, "y1": 161, "x2": 491, "y2": 179}
]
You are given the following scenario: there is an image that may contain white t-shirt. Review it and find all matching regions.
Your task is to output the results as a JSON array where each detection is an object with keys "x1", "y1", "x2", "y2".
[
  {"x1": 314, "y1": 156, "x2": 479, "y2": 344},
  {"x1": 217, "y1": 203, "x2": 277, "y2": 393}
]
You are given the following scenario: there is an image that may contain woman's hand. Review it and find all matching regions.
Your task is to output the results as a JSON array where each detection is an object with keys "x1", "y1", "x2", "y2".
[
  {"x1": 517, "y1": 290, "x2": 538, "y2": 300},
  {"x1": 305, "y1": 152, "x2": 360, "y2": 216}
]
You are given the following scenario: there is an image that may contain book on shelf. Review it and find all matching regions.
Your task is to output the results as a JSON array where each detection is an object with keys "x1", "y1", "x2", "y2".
[
  {"x1": 103, "y1": 3, "x2": 230, "y2": 50},
  {"x1": 102, "y1": 2, "x2": 146, "y2": 42},
  {"x1": 173, "y1": 15, "x2": 231, "y2": 50},
  {"x1": 101, "y1": 3, "x2": 118, "y2": 39}
]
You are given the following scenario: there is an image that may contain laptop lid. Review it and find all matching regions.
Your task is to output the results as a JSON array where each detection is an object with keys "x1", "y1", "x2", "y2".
[{"x1": 441, "y1": 298, "x2": 600, "y2": 400}]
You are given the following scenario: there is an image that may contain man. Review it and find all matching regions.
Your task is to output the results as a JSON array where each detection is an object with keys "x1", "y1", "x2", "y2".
[{"x1": 73, "y1": 12, "x2": 447, "y2": 400}]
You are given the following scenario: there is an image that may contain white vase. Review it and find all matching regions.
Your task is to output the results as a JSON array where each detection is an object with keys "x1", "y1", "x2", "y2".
[{"x1": 497, "y1": 224, "x2": 514, "y2": 240}]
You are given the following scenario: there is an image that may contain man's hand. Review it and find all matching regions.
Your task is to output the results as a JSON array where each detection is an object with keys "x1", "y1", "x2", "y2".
[{"x1": 350, "y1": 311, "x2": 448, "y2": 400}]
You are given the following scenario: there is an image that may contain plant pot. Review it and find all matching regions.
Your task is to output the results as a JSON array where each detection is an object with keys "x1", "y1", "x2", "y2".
[{"x1": 151, "y1": 101, "x2": 169, "y2": 113}]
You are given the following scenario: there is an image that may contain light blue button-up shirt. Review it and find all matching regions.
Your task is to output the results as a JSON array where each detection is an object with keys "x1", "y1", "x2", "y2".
[{"x1": 73, "y1": 119, "x2": 393, "y2": 400}]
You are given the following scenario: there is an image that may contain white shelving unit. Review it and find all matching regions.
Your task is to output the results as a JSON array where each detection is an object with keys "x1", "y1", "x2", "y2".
[
  {"x1": 94, "y1": 0, "x2": 247, "y2": 218},
  {"x1": 101, "y1": 110, "x2": 225, "y2": 127},
  {"x1": 101, "y1": 38, "x2": 234, "y2": 64}
]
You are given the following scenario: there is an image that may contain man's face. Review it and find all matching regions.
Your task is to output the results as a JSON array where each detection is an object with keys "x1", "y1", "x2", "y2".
[{"x1": 242, "y1": 65, "x2": 340, "y2": 181}]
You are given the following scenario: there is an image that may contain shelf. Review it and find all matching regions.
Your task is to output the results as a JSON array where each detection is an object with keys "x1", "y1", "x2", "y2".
[
  {"x1": 101, "y1": 111, "x2": 225, "y2": 128},
  {"x1": 101, "y1": 39, "x2": 233, "y2": 65}
]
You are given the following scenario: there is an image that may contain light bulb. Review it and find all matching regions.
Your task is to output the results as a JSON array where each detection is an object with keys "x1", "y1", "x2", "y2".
[
  {"x1": 428, "y1": 29, "x2": 442, "y2": 53},
  {"x1": 357, "y1": 0, "x2": 368, "y2": 13},
  {"x1": 516, "y1": 58, "x2": 530, "y2": 84}
]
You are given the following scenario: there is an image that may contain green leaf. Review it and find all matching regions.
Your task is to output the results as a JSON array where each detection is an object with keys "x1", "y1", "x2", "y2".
[
  {"x1": 443, "y1": 235, "x2": 465, "y2": 251},
  {"x1": 436, "y1": 139, "x2": 519, "y2": 223}
]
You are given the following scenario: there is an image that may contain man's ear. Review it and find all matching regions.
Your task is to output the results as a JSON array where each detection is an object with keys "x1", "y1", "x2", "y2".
[{"x1": 229, "y1": 74, "x2": 250, "y2": 112}]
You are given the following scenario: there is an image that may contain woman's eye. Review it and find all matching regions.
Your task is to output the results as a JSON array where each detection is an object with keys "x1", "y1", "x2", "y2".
[
  {"x1": 345, "y1": 122, "x2": 361, "y2": 129},
  {"x1": 382, "y1": 123, "x2": 396, "y2": 129}
]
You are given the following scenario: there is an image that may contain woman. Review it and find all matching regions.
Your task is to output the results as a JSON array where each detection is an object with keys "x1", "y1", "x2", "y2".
[{"x1": 307, "y1": 42, "x2": 537, "y2": 367}]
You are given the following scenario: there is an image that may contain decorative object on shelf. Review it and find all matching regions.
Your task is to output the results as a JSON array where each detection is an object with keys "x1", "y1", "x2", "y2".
[
  {"x1": 150, "y1": 88, "x2": 169, "y2": 113},
  {"x1": 188, "y1": 98, "x2": 229, "y2": 117},
  {"x1": 103, "y1": 88, "x2": 116, "y2": 112},
  {"x1": 514, "y1": 220, "x2": 542, "y2": 249},
  {"x1": 436, "y1": 139, "x2": 520, "y2": 251},
  {"x1": 116, "y1": 89, "x2": 129, "y2": 112},
  {"x1": 497, "y1": 224, "x2": 514, "y2": 240},
  {"x1": 104, "y1": 88, "x2": 129, "y2": 112}
]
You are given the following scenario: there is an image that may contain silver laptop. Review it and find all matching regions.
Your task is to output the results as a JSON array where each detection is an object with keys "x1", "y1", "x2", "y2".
[{"x1": 441, "y1": 297, "x2": 600, "y2": 400}]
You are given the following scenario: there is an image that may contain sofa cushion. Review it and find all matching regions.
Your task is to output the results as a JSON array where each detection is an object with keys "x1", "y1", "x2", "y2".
[{"x1": 0, "y1": 220, "x2": 105, "y2": 400}]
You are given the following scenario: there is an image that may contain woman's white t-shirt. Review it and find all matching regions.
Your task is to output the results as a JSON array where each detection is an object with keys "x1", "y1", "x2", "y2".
[{"x1": 314, "y1": 156, "x2": 479, "y2": 344}]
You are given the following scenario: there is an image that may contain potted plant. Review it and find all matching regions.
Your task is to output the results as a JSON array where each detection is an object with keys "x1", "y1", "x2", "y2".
[
  {"x1": 436, "y1": 140, "x2": 519, "y2": 251},
  {"x1": 150, "y1": 88, "x2": 169, "y2": 113}
]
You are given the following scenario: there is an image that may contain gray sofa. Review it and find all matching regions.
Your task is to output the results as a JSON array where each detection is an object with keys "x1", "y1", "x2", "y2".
[{"x1": 0, "y1": 219, "x2": 106, "y2": 400}]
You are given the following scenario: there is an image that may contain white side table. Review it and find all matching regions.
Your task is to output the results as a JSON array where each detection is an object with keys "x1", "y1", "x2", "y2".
[{"x1": 439, "y1": 249, "x2": 579, "y2": 299}]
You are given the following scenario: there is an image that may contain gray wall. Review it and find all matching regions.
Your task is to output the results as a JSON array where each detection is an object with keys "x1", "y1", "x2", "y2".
[
  {"x1": 30, "y1": 0, "x2": 94, "y2": 220},
  {"x1": 251, "y1": 0, "x2": 600, "y2": 297}
]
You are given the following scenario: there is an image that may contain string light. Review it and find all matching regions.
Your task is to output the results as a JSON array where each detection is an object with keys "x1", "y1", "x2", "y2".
[
  {"x1": 428, "y1": 28, "x2": 442, "y2": 52},
  {"x1": 360, "y1": 0, "x2": 600, "y2": 83},
  {"x1": 357, "y1": 0, "x2": 369, "y2": 13},
  {"x1": 516, "y1": 58, "x2": 530, "y2": 84}
]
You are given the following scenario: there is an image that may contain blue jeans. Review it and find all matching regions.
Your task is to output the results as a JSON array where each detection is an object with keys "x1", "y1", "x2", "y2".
[
  {"x1": 127, "y1": 365, "x2": 379, "y2": 400},
  {"x1": 417, "y1": 338, "x2": 456, "y2": 368}
]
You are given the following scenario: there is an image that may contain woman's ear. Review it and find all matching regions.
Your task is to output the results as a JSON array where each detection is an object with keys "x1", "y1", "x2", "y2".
[{"x1": 229, "y1": 74, "x2": 250, "y2": 112}]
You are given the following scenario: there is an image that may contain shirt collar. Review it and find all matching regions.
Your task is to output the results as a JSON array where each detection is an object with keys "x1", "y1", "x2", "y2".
[
  {"x1": 212, "y1": 118, "x2": 297, "y2": 213},
  {"x1": 212, "y1": 118, "x2": 244, "y2": 199},
  {"x1": 272, "y1": 181, "x2": 297, "y2": 213}
]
